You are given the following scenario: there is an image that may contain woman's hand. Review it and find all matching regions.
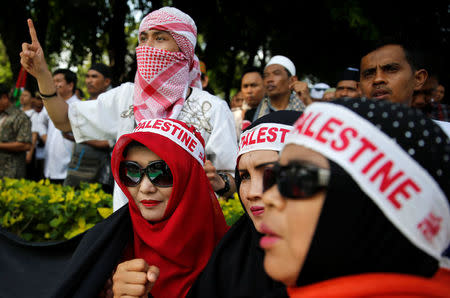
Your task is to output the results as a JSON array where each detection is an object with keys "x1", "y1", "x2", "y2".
[{"x1": 112, "y1": 259, "x2": 159, "y2": 298}]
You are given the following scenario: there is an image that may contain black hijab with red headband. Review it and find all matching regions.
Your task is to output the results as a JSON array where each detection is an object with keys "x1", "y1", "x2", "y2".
[
  {"x1": 188, "y1": 111, "x2": 301, "y2": 298},
  {"x1": 111, "y1": 118, "x2": 228, "y2": 297}
]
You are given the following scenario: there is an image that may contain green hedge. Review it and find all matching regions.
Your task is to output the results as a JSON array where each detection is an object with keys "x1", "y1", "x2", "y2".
[{"x1": 0, "y1": 178, "x2": 244, "y2": 242}]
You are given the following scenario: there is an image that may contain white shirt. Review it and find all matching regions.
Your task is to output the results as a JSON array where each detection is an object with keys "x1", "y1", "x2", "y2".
[
  {"x1": 40, "y1": 95, "x2": 80, "y2": 179},
  {"x1": 68, "y1": 83, "x2": 238, "y2": 210},
  {"x1": 23, "y1": 109, "x2": 40, "y2": 133}
]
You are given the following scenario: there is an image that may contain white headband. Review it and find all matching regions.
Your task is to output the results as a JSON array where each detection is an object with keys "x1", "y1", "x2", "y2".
[
  {"x1": 134, "y1": 119, "x2": 205, "y2": 166},
  {"x1": 285, "y1": 102, "x2": 450, "y2": 262},
  {"x1": 238, "y1": 123, "x2": 293, "y2": 157}
]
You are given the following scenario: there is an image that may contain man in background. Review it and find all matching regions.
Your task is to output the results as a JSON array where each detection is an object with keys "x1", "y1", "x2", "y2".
[
  {"x1": 334, "y1": 67, "x2": 361, "y2": 99},
  {"x1": 64, "y1": 63, "x2": 114, "y2": 192},
  {"x1": 359, "y1": 42, "x2": 427, "y2": 105},
  {"x1": 37, "y1": 69, "x2": 80, "y2": 184},
  {"x1": 240, "y1": 67, "x2": 265, "y2": 129},
  {"x1": 0, "y1": 84, "x2": 31, "y2": 178},
  {"x1": 253, "y1": 55, "x2": 305, "y2": 120}
]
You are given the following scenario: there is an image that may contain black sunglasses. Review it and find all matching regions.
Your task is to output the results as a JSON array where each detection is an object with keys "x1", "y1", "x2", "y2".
[
  {"x1": 263, "y1": 162, "x2": 330, "y2": 198},
  {"x1": 119, "y1": 160, "x2": 173, "y2": 187}
]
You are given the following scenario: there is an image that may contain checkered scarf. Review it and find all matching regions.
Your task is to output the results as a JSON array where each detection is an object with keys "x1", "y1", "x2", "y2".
[{"x1": 134, "y1": 7, "x2": 202, "y2": 123}]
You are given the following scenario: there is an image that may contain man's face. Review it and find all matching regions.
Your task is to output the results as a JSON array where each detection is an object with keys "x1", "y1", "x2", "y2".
[
  {"x1": 241, "y1": 72, "x2": 265, "y2": 108},
  {"x1": 411, "y1": 76, "x2": 438, "y2": 109},
  {"x1": 32, "y1": 97, "x2": 43, "y2": 113},
  {"x1": 53, "y1": 73, "x2": 74, "y2": 99},
  {"x1": 139, "y1": 29, "x2": 180, "y2": 52},
  {"x1": 434, "y1": 85, "x2": 445, "y2": 102},
  {"x1": 85, "y1": 69, "x2": 110, "y2": 99},
  {"x1": 360, "y1": 45, "x2": 425, "y2": 105},
  {"x1": 0, "y1": 95, "x2": 10, "y2": 112},
  {"x1": 20, "y1": 90, "x2": 32, "y2": 106},
  {"x1": 334, "y1": 80, "x2": 360, "y2": 99},
  {"x1": 231, "y1": 92, "x2": 245, "y2": 109},
  {"x1": 263, "y1": 64, "x2": 292, "y2": 99}
]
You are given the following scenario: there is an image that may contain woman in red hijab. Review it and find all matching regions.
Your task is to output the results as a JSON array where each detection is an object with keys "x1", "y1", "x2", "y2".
[{"x1": 110, "y1": 118, "x2": 228, "y2": 297}]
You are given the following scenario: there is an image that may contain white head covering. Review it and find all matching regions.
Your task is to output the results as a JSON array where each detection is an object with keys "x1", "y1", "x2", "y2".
[
  {"x1": 265, "y1": 55, "x2": 296, "y2": 76},
  {"x1": 310, "y1": 82, "x2": 331, "y2": 99}
]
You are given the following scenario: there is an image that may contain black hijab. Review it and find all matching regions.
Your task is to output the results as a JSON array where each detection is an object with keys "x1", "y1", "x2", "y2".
[
  {"x1": 284, "y1": 98, "x2": 450, "y2": 287},
  {"x1": 0, "y1": 204, "x2": 132, "y2": 297},
  {"x1": 188, "y1": 110, "x2": 301, "y2": 298}
]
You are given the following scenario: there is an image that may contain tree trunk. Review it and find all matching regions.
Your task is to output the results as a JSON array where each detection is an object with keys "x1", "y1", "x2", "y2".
[
  {"x1": 108, "y1": 0, "x2": 129, "y2": 85},
  {"x1": 0, "y1": 0, "x2": 30, "y2": 85}
]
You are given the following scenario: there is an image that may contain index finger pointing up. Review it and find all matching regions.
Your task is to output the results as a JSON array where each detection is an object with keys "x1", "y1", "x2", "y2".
[{"x1": 27, "y1": 19, "x2": 40, "y2": 45}]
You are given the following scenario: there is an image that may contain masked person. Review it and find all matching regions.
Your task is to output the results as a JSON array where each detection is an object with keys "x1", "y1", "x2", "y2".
[
  {"x1": 261, "y1": 98, "x2": 450, "y2": 296},
  {"x1": 188, "y1": 110, "x2": 301, "y2": 298},
  {"x1": 20, "y1": 6, "x2": 238, "y2": 210}
]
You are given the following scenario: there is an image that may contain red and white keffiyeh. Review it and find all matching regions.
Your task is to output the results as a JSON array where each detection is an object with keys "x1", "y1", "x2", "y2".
[{"x1": 134, "y1": 7, "x2": 202, "y2": 123}]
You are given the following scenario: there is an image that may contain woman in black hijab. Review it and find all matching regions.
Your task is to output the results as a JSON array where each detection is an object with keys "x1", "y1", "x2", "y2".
[
  {"x1": 260, "y1": 98, "x2": 450, "y2": 296},
  {"x1": 188, "y1": 110, "x2": 301, "y2": 298}
]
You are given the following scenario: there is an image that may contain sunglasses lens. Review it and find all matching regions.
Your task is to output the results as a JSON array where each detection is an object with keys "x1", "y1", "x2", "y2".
[
  {"x1": 263, "y1": 167, "x2": 277, "y2": 192},
  {"x1": 120, "y1": 161, "x2": 142, "y2": 187},
  {"x1": 147, "y1": 161, "x2": 173, "y2": 187},
  {"x1": 268, "y1": 163, "x2": 329, "y2": 199},
  {"x1": 278, "y1": 175, "x2": 307, "y2": 198}
]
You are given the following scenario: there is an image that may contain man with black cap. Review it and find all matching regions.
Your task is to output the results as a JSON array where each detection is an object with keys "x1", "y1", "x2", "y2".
[
  {"x1": 86, "y1": 63, "x2": 112, "y2": 100},
  {"x1": 334, "y1": 67, "x2": 361, "y2": 99},
  {"x1": 63, "y1": 63, "x2": 114, "y2": 191}
]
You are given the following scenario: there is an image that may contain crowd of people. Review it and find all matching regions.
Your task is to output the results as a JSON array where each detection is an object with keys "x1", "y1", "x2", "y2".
[
  {"x1": 0, "y1": 5, "x2": 448, "y2": 298},
  {"x1": 0, "y1": 63, "x2": 116, "y2": 193}
]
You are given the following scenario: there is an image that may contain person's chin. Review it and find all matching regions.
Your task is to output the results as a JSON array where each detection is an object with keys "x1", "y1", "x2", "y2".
[{"x1": 140, "y1": 208, "x2": 163, "y2": 222}]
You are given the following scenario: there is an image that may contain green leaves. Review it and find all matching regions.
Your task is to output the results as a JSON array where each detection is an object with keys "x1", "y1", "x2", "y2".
[
  {"x1": 0, "y1": 178, "x2": 112, "y2": 242},
  {"x1": 218, "y1": 193, "x2": 244, "y2": 226},
  {"x1": 0, "y1": 177, "x2": 246, "y2": 242}
]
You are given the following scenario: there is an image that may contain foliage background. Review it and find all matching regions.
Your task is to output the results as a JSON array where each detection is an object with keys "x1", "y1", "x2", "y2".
[
  {"x1": 0, "y1": 0, "x2": 448, "y2": 102},
  {"x1": 0, "y1": 178, "x2": 244, "y2": 242}
]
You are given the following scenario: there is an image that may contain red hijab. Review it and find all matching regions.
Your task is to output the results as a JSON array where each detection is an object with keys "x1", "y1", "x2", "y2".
[{"x1": 111, "y1": 118, "x2": 228, "y2": 298}]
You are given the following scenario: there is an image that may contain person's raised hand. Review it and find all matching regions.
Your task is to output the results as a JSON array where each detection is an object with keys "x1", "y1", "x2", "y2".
[
  {"x1": 20, "y1": 19, "x2": 50, "y2": 79},
  {"x1": 204, "y1": 160, "x2": 225, "y2": 192},
  {"x1": 290, "y1": 81, "x2": 312, "y2": 106},
  {"x1": 112, "y1": 259, "x2": 160, "y2": 298}
]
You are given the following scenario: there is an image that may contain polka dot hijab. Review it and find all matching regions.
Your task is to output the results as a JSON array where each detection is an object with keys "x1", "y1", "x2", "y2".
[{"x1": 284, "y1": 97, "x2": 450, "y2": 286}]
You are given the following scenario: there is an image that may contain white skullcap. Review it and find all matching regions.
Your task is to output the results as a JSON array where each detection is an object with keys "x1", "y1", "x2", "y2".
[
  {"x1": 310, "y1": 82, "x2": 330, "y2": 99},
  {"x1": 265, "y1": 55, "x2": 296, "y2": 76}
]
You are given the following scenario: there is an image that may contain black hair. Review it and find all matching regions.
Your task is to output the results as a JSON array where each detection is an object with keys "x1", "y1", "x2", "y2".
[
  {"x1": 122, "y1": 140, "x2": 146, "y2": 158},
  {"x1": 363, "y1": 35, "x2": 426, "y2": 72},
  {"x1": 0, "y1": 83, "x2": 10, "y2": 98},
  {"x1": 89, "y1": 63, "x2": 112, "y2": 79},
  {"x1": 53, "y1": 69, "x2": 78, "y2": 94},
  {"x1": 242, "y1": 67, "x2": 263, "y2": 77}
]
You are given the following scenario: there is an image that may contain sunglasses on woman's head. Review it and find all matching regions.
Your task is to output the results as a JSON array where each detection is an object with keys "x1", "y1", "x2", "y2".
[
  {"x1": 263, "y1": 162, "x2": 330, "y2": 198},
  {"x1": 119, "y1": 160, "x2": 173, "y2": 187}
]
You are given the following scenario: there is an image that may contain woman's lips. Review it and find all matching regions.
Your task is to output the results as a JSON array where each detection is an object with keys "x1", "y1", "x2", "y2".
[
  {"x1": 259, "y1": 223, "x2": 280, "y2": 249},
  {"x1": 250, "y1": 206, "x2": 265, "y2": 216},
  {"x1": 141, "y1": 200, "x2": 161, "y2": 207}
]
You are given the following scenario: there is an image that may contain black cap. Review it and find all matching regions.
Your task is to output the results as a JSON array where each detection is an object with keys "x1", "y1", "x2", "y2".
[
  {"x1": 89, "y1": 63, "x2": 112, "y2": 79},
  {"x1": 336, "y1": 67, "x2": 359, "y2": 85}
]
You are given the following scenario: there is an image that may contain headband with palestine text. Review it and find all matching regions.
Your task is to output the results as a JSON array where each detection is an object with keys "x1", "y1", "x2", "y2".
[
  {"x1": 134, "y1": 119, "x2": 205, "y2": 166},
  {"x1": 238, "y1": 123, "x2": 293, "y2": 157},
  {"x1": 284, "y1": 100, "x2": 450, "y2": 264}
]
